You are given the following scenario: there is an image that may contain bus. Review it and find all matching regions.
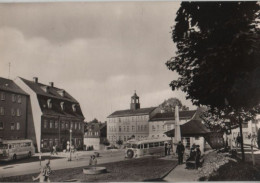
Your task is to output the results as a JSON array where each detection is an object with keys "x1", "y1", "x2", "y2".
[
  {"x1": 125, "y1": 139, "x2": 170, "y2": 158},
  {"x1": 0, "y1": 139, "x2": 35, "y2": 161}
]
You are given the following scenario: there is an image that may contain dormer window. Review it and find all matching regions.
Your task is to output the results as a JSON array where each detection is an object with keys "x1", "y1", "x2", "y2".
[
  {"x1": 58, "y1": 90, "x2": 65, "y2": 97},
  {"x1": 41, "y1": 86, "x2": 49, "y2": 93},
  {"x1": 60, "y1": 102, "x2": 64, "y2": 111},
  {"x1": 47, "y1": 99, "x2": 52, "y2": 109},
  {"x1": 72, "y1": 104, "x2": 76, "y2": 112}
]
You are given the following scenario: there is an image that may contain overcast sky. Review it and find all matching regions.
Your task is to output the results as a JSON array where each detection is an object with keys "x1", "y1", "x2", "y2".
[{"x1": 0, "y1": 2, "x2": 195, "y2": 121}]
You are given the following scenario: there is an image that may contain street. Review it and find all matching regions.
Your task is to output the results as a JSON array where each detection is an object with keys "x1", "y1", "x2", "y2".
[{"x1": 0, "y1": 149, "x2": 125, "y2": 178}]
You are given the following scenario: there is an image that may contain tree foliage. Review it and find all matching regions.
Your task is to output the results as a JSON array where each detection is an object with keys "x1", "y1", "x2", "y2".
[
  {"x1": 166, "y1": 2, "x2": 260, "y2": 160},
  {"x1": 159, "y1": 97, "x2": 189, "y2": 112},
  {"x1": 167, "y1": 2, "x2": 260, "y2": 113}
]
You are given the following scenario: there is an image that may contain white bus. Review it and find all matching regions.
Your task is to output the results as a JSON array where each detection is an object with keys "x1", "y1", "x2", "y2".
[
  {"x1": 0, "y1": 139, "x2": 35, "y2": 161},
  {"x1": 125, "y1": 139, "x2": 170, "y2": 158}
]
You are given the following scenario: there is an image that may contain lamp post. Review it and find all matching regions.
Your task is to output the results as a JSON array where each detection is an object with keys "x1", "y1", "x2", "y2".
[{"x1": 68, "y1": 129, "x2": 72, "y2": 161}]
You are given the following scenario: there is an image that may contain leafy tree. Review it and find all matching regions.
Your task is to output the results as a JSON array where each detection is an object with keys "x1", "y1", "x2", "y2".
[
  {"x1": 159, "y1": 97, "x2": 189, "y2": 112},
  {"x1": 166, "y1": 2, "x2": 260, "y2": 161}
]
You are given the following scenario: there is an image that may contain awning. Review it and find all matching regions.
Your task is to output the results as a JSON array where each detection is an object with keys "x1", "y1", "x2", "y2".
[{"x1": 164, "y1": 119, "x2": 211, "y2": 137}]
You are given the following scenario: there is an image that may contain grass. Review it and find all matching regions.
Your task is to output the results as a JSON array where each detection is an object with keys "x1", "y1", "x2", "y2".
[{"x1": 0, "y1": 156, "x2": 177, "y2": 182}]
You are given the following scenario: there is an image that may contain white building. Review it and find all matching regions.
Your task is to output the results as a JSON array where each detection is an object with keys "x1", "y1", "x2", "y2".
[{"x1": 107, "y1": 92, "x2": 160, "y2": 144}]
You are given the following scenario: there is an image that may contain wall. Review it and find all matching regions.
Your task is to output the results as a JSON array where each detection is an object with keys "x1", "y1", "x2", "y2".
[{"x1": 0, "y1": 90, "x2": 27, "y2": 140}]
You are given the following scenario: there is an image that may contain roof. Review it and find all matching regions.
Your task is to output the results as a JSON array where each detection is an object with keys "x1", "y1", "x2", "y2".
[
  {"x1": 164, "y1": 119, "x2": 211, "y2": 137},
  {"x1": 0, "y1": 77, "x2": 28, "y2": 95},
  {"x1": 107, "y1": 107, "x2": 157, "y2": 118},
  {"x1": 20, "y1": 77, "x2": 78, "y2": 103},
  {"x1": 149, "y1": 110, "x2": 196, "y2": 122}
]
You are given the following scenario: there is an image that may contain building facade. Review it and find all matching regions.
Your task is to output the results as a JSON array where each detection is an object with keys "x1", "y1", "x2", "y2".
[
  {"x1": 16, "y1": 77, "x2": 85, "y2": 152},
  {"x1": 0, "y1": 77, "x2": 29, "y2": 141},
  {"x1": 84, "y1": 121, "x2": 107, "y2": 150},
  {"x1": 148, "y1": 110, "x2": 197, "y2": 140},
  {"x1": 107, "y1": 92, "x2": 159, "y2": 144}
]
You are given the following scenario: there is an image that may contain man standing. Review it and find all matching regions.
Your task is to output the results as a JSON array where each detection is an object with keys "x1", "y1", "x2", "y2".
[{"x1": 176, "y1": 141, "x2": 185, "y2": 165}]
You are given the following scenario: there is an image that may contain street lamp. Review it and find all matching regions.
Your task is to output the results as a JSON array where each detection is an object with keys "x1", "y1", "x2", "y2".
[{"x1": 68, "y1": 129, "x2": 72, "y2": 161}]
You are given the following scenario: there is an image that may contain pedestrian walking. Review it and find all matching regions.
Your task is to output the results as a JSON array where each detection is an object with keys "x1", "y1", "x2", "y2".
[
  {"x1": 51, "y1": 145, "x2": 58, "y2": 155},
  {"x1": 66, "y1": 143, "x2": 70, "y2": 153},
  {"x1": 43, "y1": 159, "x2": 51, "y2": 182},
  {"x1": 165, "y1": 143, "x2": 168, "y2": 156},
  {"x1": 176, "y1": 141, "x2": 185, "y2": 165},
  {"x1": 167, "y1": 143, "x2": 171, "y2": 155},
  {"x1": 195, "y1": 145, "x2": 201, "y2": 169},
  {"x1": 236, "y1": 133, "x2": 242, "y2": 147}
]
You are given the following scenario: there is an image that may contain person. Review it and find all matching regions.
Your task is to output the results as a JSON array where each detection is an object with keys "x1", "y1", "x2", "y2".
[
  {"x1": 92, "y1": 155, "x2": 97, "y2": 166},
  {"x1": 32, "y1": 167, "x2": 45, "y2": 182},
  {"x1": 51, "y1": 145, "x2": 58, "y2": 155},
  {"x1": 66, "y1": 142, "x2": 70, "y2": 153},
  {"x1": 89, "y1": 155, "x2": 93, "y2": 165},
  {"x1": 186, "y1": 143, "x2": 196, "y2": 169},
  {"x1": 167, "y1": 143, "x2": 171, "y2": 156},
  {"x1": 236, "y1": 134, "x2": 241, "y2": 147},
  {"x1": 43, "y1": 159, "x2": 51, "y2": 182},
  {"x1": 176, "y1": 141, "x2": 185, "y2": 165},
  {"x1": 165, "y1": 143, "x2": 168, "y2": 156},
  {"x1": 195, "y1": 145, "x2": 201, "y2": 169}
]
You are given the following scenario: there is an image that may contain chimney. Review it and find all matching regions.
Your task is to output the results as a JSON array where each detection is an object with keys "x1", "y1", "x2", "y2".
[
  {"x1": 33, "y1": 77, "x2": 38, "y2": 83},
  {"x1": 49, "y1": 82, "x2": 54, "y2": 87}
]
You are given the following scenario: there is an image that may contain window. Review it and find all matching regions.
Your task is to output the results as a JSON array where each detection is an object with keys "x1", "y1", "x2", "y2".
[
  {"x1": 137, "y1": 125, "x2": 140, "y2": 131},
  {"x1": 157, "y1": 125, "x2": 159, "y2": 131},
  {"x1": 160, "y1": 142, "x2": 164, "y2": 146},
  {"x1": 11, "y1": 123, "x2": 15, "y2": 130},
  {"x1": 65, "y1": 122, "x2": 69, "y2": 129},
  {"x1": 123, "y1": 126, "x2": 126, "y2": 132},
  {"x1": 17, "y1": 108, "x2": 21, "y2": 116},
  {"x1": 152, "y1": 125, "x2": 155, "y2": 131},
  {"x1": 12, "y1": 94, "x2": 16, "y2": 102},
  {"x1": 60, "y1": 102, "x2": 64, "y2": 111},
  {"x1": 149, "y1": 143, "x2": 154, "y2": 148},
  {"x1": 141, "y1": 125, "x2": 143, "y2": 131},
  {"x1": 127, "y1": 126, "x2": 129, "y2": 132},
  {"x1": 0, "y1": 122, "x2": 3, "y2": 129},
  {"x1": 11, "y1": 108, "x2": 15, "y2": 116},
  {"x1": 79, "y1": 123, "x2": 81, "y2": 130},
  {"x1": 0, "y1": 107, "x2": 4, "y2": 115},
  {"x1": 132, "y1": 126, "x2": 134, "y2": 131},
  {"x1": 47, "y1": 99, "x2": 52, "y2": 109},
  {"x1": 50, "y1": 120, "x2": 53, "y2": 128},
  {"x1": 44, "y1": 120, "x2": 48, "y2": 128},
  {"x1": 55, "y1": 121, "x2": 58, "y2": 128},
  {"x1": 1, "y1": 92, "x2": 5, "y2": 100},
  {"x1": 70, "y1": 122, "x2": 74, "y2": 129},
  {"x1": 154, "y1": 142, "x2": 159, "y2": 147},
  {"x1": 17, "y1": 122, "x2": 20, "y2": 130},
  {"x1": 144, "y1": 143, "x2": 148, "y2": 148},
  {"x1": 119, "y1": 126, "x2": 121, "y2": 132},
  {"x1": 17, "y1": 95, "x2": 22, "y2": 103},
  {"x1": 72, "y1": 104, "x2": 76, "y2": 112},
  {"x1": 75, "y1": 123, "x2": 77, "y2": 130}
]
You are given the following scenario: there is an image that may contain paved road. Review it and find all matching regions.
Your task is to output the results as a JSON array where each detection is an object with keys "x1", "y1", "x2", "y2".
[{"x1": 0, "y1": 149, "x2": 125, "y2": 178}]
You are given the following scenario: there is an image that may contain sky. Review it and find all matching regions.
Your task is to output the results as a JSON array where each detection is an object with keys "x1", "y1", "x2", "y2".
[{"x1": 0, "y1": 2, "x2": 196, "y2": 121}]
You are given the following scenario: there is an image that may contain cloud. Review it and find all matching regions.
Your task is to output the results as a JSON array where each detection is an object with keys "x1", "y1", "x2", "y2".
[{"x1": 0, "y1": 2, "x2": 195, "y2": 121}]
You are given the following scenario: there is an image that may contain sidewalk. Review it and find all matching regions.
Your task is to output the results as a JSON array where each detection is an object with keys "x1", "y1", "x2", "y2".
[{"x1": 164, "y1": 164, "x2": 199, "y2": 182}]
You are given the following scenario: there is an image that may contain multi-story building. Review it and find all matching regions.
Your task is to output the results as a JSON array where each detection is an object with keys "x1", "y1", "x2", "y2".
[
  {"x1": 16, "y1": 77, "x2": 85, "y2": 152},
  {"x1": 0, "y1": 77, "x2": 29, "y2": 141},
  {"x1": 84, "y1": 121, "x2": 107, "y2": 150},
  {"x1": 148, "y1": 110, "x2": 197, "y2": 140},
  {"x1": 107, "y1": 92, "x2": 159, "y2": 144}
]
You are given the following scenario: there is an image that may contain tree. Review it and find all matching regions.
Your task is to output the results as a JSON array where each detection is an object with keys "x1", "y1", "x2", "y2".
[
  {"x1": 166, "y1": 2, "x2": 260, "y2": 161},
  {"x1": 159, "y1": 97, "x2": 189, "y2": 112}
]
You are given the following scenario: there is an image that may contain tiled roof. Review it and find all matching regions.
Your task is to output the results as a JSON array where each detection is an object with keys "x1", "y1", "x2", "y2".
[
  {"x1": 20, "y1": 77, "x2": 78, "y2": 103},
  {"x1": 107, "y1": 107, "x2": 157, "y2": 118},
  {"x1": 0, "y1": 77, "x2": 28, "y2": 95},
  {"x1": 164, "y1": 119, "x2": 210, "y2": 137},
  {"x1": 149, "y1": 110, "x2": 196, "y2": 122}
]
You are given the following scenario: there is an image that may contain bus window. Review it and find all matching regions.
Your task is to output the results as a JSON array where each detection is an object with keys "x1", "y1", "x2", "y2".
[
  {"x1": 149, "y1": 143, "x2": 154, "y2": 148},
  {"x1": 160, "y1": 142, "x2": 164, "y2": 146},
  {"x1": 137, "y1": 144, "x2": 141, "y2": 149},
  {"x1": 144, "y1": 143, "x2": 148, "y2": 148},
  {"x1": 0, "y1": 144, "x2": 8, "y2": 149},
  {"x1": 154, "y1": 142, "x2": 159, "y2": 147},
  {"x1": 132, "y1": 144, "x2": 137, "y2": 148},
  {"x1": 25, "y1": 142, "x2": 31, "y2": 147}
]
